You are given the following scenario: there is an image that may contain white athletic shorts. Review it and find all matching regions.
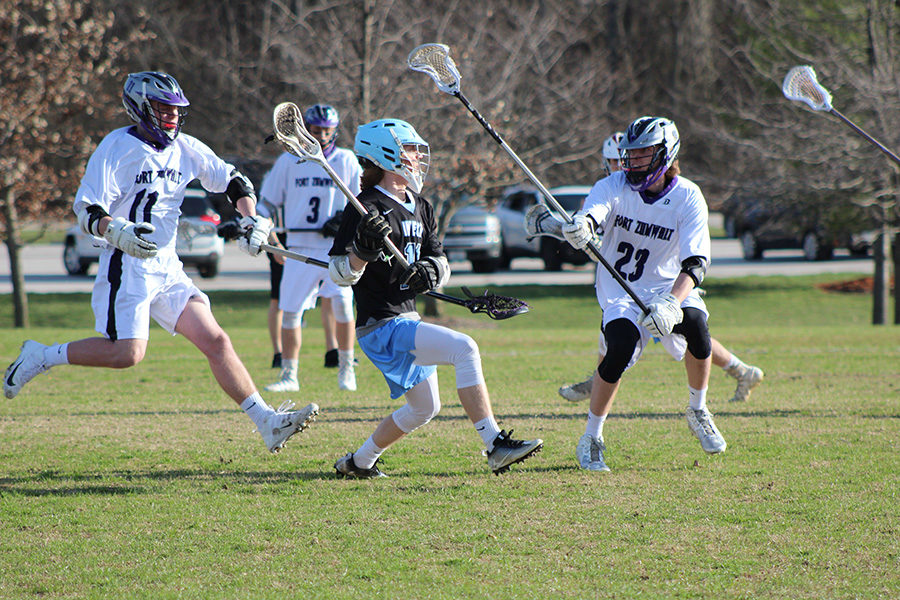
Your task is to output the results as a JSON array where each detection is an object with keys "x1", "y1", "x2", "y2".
[
  {"x1": 278, "y1": 245, "x2": 353, "y2": 314},
  {"x1": 91, "y1": 250, "x2": 210, "y2": 340},
  {"x1": 597, "y1": 288, "x2": 708, "y2": 371}
]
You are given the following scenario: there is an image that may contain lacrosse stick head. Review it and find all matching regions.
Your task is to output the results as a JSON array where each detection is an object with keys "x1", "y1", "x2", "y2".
[
  {"x1": 272, "y1": 102, "x2": 325, "y2": 162},
  {"x1": 461, "y1": 287, "x2": 529, "y2": 320},
  {"x1": 783, "y1": 66, "x2": 833, "y2": 111},
  {"x1": 407, "y1": 43, "x2": 462, "y2": 94}
]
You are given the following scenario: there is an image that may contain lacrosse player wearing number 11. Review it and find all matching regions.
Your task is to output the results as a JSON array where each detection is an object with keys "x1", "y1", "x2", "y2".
[
  {"x1": 327, "y1": 118, "x2": 542, "y2": 477},
  {"x1": 562, "y1": 116, "x2": 727, "y2": 472},
  {"x1": 4, "y1": 72, "x2": 317, "y2": 454}
]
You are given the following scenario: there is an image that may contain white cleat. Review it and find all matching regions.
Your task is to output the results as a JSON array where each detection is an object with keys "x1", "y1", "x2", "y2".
[
  {"x1": 685, "y1": 406, "x2": 727, "y2": 454},
  {"x1": 558, "y1": 373, "x2": 593, "y2": 402},
  {"x1": 4, "y1": 340, "x2": 50, "y2": 399},
  {"x1": 259, "y1": 401, "x2": 318, "y2": 453},
  {"x1": 264, "y1": 367, "x2": 299, "y2": 392},
  {"x1": 337, "y1": 363, "x2": 357, "y2": 391},
  {"x1": 576, "y1": 433, "x2": 611, "y2": 472},
  {"x1": 726, "y1": 364, "x2": 764, "y2": 403}
]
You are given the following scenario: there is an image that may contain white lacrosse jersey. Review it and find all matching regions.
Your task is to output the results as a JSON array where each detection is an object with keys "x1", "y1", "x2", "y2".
[
  {"x1": 258, "y1": 148, "x2": 361, "y2": 250},
  {"x1": 582, "y1": 171, "x2": 711, "y2": 310},
  {"x1": 73, "y1": 125, "x2": 238, "y2": 256}
]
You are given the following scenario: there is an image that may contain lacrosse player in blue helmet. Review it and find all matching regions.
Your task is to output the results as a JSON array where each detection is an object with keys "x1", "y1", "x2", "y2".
[
  {"x1": 4, "y1": 71, "x2": 318, "y2": 454},
  {"x1": 327, "y1": 118, "x2": 542, "y2": 477},
  {"x1": 562, "y1": 116, "x2": 727, "y2": 472}
]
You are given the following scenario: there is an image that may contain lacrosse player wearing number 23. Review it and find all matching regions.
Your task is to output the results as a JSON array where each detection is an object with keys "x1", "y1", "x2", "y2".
[
  {"x1": 327, "y1": 119, "x2": 542, "y2": 477},
  {"x1": 562, "y1": 116, "x2": 727, "y2": 472},
  {"x1": 3, "y1": 72, "x2": 318, "y2": 454}
]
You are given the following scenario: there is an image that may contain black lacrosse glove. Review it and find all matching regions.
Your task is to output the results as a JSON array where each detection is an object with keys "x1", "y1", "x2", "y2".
[
  {"x1": 321, "y1": 211, "x2": 343, "y2": 238},
  {"x1": 401, "y1": 258, "x2": 441, "y2": 294},
  {"x1": 352, "y1": 211, "x2": 391, "y2": 262}
]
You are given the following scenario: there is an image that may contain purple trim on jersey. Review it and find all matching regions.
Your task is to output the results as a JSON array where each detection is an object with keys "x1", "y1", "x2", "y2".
[
  {"x1": 126, "y1": 125, "x2": 165, "y2": 152},
  {"x1": 106, "y1": 250, "x2": 124, "y2": 340},
  {"x1": 639, "y1": 176, "x2": 679, "y2": 205}
]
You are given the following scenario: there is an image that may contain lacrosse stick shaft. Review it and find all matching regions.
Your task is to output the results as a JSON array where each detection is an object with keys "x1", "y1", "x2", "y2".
[
  {"x1": 259, "y1": 243, "x2": 479, "y2": 311},
  {"x1": 829, "y1": 108, "x2": 900, "y2": 167},
  {"x1": 453, "y1": 90, "x2": 649, "y2": 313}
]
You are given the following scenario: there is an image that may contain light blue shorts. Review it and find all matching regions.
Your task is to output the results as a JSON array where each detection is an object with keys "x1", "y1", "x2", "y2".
[{"x1": 357, "y1": 317, "x2": 437, "y2": 399}]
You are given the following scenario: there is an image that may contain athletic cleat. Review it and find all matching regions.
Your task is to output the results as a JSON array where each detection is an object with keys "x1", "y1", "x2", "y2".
[
  {"x1": 685, "y1": 406, "x2": 727, "y2": 454},
  {"x1": 259, "y1": 401, "x2": 318, "y2": 453},
  {"x1": 558, "y1": 373, "x2": 594, "y2": 402},
  {"x1": 337, "y1": 363, "x2": 357, "y2": 391},
  {"x1": 486, "y1": 429, "x2": 543, "y2": 475},
  {"x1": 726, "y1": 364, "x2": 764, "y2": 403},
  {"x1": 334, "y1": 452, "x2": 387, "y2": 478},
  {"x1": 576, "y1": 433, "x2": 611, "y2": 472},
  {"x1": 324, "y1": 349, "x2": 339, "y2": 368},
  {"x1": 271, "y1": 352, "x2": 282, "y2": 369},
  {"x1": 4, "y1": 340, "x2": 50, "y2": 399},
  {"x1": 264, "y1": 366, "x2": 299, "y2": 392}
]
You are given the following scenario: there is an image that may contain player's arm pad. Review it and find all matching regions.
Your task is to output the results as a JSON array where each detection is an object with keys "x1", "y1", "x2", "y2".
[
  {"x1": 225, "y1": 169, "x2": 257, "y2": 207},
  {"x1": 426, "y1": 255, "x2": 451, "y2": 288},
  {"x1": 78, "y1": 204, "x2": 110, "y2": 237},
  {"x1": 329, "y1": 254, "x2": 364, "y2": 287},
  {"x1": 681, "y1": 255, "x2": 708, "y2": 287}
]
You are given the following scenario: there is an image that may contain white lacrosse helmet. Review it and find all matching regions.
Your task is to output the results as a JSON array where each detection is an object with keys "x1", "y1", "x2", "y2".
[
  {"x1": 602, "y1": 131, "x2": 625, "y2": 175},
  {"x1": 354, "y1": 119, "x2": 430, "y2": 193},
  {"x1": 619, "y1": 116, "x2": 680, "y2": 192},
  {"x1": 122, "y1": 71, "x2": 189, "y2": 149}
]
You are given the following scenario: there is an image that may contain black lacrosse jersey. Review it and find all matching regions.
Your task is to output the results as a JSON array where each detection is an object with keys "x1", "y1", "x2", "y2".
[{"x1": 329, "y1": 186, "x2": 445, "y2": 327}]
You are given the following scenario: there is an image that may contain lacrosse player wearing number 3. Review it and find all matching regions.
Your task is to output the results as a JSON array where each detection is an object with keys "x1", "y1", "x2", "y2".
[
  {"x1": 326, "y1": 119, "x2": 542, "y2": 477},
  {"x1": 562, "y1": 116, "x2": 727, "y2": 472},
  {"x1": 4, "y1": 72, "x2": 318, "y2": 454}
]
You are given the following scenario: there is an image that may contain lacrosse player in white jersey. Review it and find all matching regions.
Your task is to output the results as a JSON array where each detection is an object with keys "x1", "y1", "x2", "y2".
[
  {"x1": 3, "y1": 71, "x2": 317, "y2": 453},
  {"x1": 562, "y1": 116, "x2": 727, "y2": 472},
  {"x1": 327, "y1": 118, "x2": 542, "y2": 477},
  {"x1": 257, "y1": 104, "x2": 362, "y2": 393},
  {"x1": 558, "y1": 132, "x2": 764, "y2": 404}
]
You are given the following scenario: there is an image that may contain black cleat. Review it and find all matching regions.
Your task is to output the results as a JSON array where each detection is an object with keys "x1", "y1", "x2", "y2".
[
  {"x1": 486, "y1": 429, "x2": 543, "y2": 475},
  {"x1": 271, "y1": 352, "x2": 283, "y2": 369},
  {"x1": 334, "y1": 452, "x2": 387, "y2": 478}
]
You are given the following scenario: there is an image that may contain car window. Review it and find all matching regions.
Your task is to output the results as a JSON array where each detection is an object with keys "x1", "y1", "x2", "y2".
[
  {"x1": 504, "y1": 192, "x2": 536, "y2": 212},
  {"x1": 181, "y1": 193, "x2": 212, "y2": 217},
  {"x1": 554, "y1": 194, "x2": 587, "y2": 212}
]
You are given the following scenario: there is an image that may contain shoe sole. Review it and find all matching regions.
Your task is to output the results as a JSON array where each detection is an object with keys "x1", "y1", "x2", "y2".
[
  {"x1": 491, "y1": 442, "x2": 543, "y2": 475},
  {"x1": 269, "y1": 405, "x2": 319, "y2": 453},
  {"x1": 264, "y1": 384, "x2": 300, "y2": 392}
]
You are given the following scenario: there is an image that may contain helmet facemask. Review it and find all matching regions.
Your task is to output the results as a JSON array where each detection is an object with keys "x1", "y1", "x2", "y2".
[
  {"x1": 392, "y1": 130, "x2": 430, "y2": 194},
  {"x1": 122, "y1": 72, "x2": 189, "y2": 149},
  {"x1": 304, "y1": 104, "x2": 340, "y2": 158},
  {"x1": 623, "y1": 144, "x2": 668, "y2": 191}
]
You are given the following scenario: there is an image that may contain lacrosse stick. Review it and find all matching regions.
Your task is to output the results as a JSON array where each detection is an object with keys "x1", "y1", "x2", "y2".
[
  {"x1": 258, "y1": 243, "x2": 528, "y2": 320},
  {"x1": 783, "y1": 65, "x2": 900, "y2": 167},
  {"x1": 178, "y1": 220, "x2": 217, "y2": 249},
  {"x1": 271, "y1": 102, "x2": 411, "y2": 270},
  {"x1": 408, "y1": 43, "x2": 649, "y2": 313}
]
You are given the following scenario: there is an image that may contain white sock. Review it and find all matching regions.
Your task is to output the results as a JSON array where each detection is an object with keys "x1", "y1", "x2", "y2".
[
  {"x1": 240, "y1": 393, "x2": 274, "y2": 429},
  {"x1": 689, "y1": 386, "x2": 708, "y2": 411},
  {"x1": 44, "y1": 343, "x2": 69, "y2": 367},
  {"x1": 338, "y1": 349, "x2": 354, "y2": 367},
  {"x1": 724, "y1": 354, "x2": 743, "y2": 371},
  {"x1": 585, "y1": 411, "x2": 606, "y2": 439},
  {"x1": 354, "y1": 436, "x2": 384, "y2": 469},
  {"x1": 474, "y1": 416, "x2": 501, "y2": 451}
]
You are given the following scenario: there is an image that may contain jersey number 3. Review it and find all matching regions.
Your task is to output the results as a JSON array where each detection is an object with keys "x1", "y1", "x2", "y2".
[{"x1": 614, "y1": 241, "x2": 649, "y2": 282}]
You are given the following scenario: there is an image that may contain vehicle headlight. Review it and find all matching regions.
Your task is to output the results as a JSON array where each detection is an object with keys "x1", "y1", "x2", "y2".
[{"x1": 486, "y1": 216, "x2": 501, "y2": 242}]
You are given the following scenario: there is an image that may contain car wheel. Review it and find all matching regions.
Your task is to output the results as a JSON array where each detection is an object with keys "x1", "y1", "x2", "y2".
[
  {"x1": 723, "y1": 215, "x2": 737, "y2": 238},
  {"x1": 541, "y1": 239, "x2": 563, "y2": 271},
  {"x1": 197, "y1": 260, "x2": 219, "y2": 278},
  {"x1": 740, "y1": 231, "x2": 762, "y2": 260},
  {"x1": 63, "y1": 238, "x2": 90, "y2": 275},
  {"x1": 802, "y1": 232, "x2": 833, "y2": 261}
]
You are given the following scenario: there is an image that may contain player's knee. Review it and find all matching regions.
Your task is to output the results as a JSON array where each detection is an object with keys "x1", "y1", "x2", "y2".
[
  {"x1": 281, "y1": 310, "x2": 302, "y2": 330},
  {"x1": 597, "y1": 318, "x2": 640, "y2": 383},
  {"x1": 677, "y1": 307, "x2": 711, "y2": 359},
  {"x1": 392, "y1": 398, "x2": 440, "y2": 433},
  {"x1": 109, "y1": 341, "x2": 146, "y2": 368},
  {"x1": 450, "y1": 334, "x2": 484, "y2": 388},
  {"x1": 331, "y1": 295, "x2": 353, "y2": 323}
]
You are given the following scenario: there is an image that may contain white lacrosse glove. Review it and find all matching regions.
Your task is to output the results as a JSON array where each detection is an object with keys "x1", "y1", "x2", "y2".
[
  {"x1": 103, "y1": 216, "x2": 157, "y2": 259},
  {"x1": 562, "y1": 213, "x2": 594, "y2": 249},
  {"x1": 237, "y1": 215, "x2": 273, "y2": 256},
  {"x1": 640, "y1": 292, "x2": 684, "y2": 337}
]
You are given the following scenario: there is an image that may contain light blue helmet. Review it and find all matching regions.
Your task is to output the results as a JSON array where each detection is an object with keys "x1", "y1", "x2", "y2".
[{"x1": 354, "y1": 119, "x2": 430, "y2": 193}]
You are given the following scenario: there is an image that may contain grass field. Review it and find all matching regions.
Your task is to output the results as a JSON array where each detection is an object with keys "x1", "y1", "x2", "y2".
[{"x1": 0, "y1": 274, "x2": 897, "y2": 599}]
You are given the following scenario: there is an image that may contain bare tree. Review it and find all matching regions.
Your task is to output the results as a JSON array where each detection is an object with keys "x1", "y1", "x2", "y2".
[{"x1": 0, "y1": 0, "x2": 150, "y2": 326}]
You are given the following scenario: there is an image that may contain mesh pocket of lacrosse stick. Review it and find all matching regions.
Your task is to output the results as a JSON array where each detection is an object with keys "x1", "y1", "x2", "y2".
[
  {"x1": 782, "y1": 66, "x2": 833, "y2": 111},
  {"x1": 272, "y1": 102, "x2": 322, "y2": 158},
  {"x1": 407, "y1": 43, "x2": 461, "y2": 94},
  {"x1": 460, "y1": 286, "x2": 529, "y2": 320}
]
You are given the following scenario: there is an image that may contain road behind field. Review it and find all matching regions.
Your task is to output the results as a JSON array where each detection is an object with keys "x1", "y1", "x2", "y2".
[{"x1": 0, "y1": 237, "x2": 873, "y2": 295}]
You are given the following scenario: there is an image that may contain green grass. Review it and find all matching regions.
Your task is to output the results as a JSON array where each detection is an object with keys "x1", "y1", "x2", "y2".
[{"x1": 1, "y1": 274, "x2": 898, "y2": 599}]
